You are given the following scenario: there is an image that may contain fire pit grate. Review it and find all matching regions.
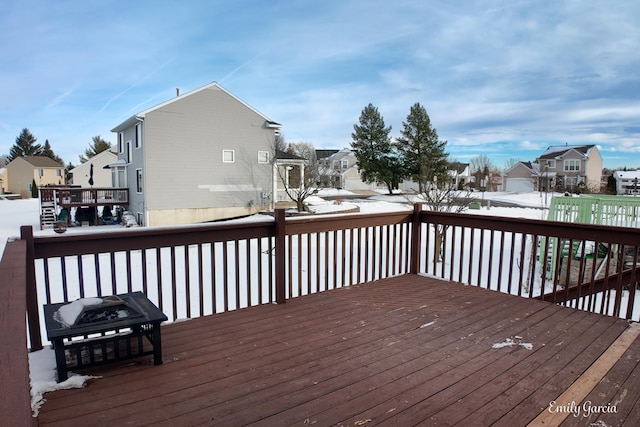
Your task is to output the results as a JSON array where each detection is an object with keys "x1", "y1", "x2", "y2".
[{"x1": 73, "y1": 295, "x2": 144, "y2": 326}]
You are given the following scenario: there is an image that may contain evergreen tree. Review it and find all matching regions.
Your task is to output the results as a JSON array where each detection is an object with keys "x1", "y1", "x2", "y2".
[
  {"x1": 350, "y1": 103, "x2": 400, "y2": 194},
  {"x1": 79, "y1": 135, "x2": 112, "y2": 163},
  {"x1": 42, "y1": 139, "x2": 64, "y2": 165},
  {"x1": 8, "y1": 128, "x2": 43, "y2": 161},
  {"x1": 395, "y1": 103, "x2": 449, "y2": 193},
  {"x1": 31, "y1": 178, "x2": 38, "y2": 198}
]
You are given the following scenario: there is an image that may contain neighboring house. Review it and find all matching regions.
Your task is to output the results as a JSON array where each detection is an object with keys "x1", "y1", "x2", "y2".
[
  {"x1": 0, "y1": 167, "x2": 6, "y2": 194},
  {"x1": 613, "y1": 170, "x2": 640, "y2": 195},
  {"x1": 5, "y1": 156, "x2": 65, "y2": 198},
  {"x1": 449, "y1": 162, "x2": 471, "y2": 189},
  {"x1": 319, "y1": 149, "x2": 370, "y2": 191},
  {"x1": 315, "y1": 149, "x2": 339, "y2": 162},
  {"x1": 110, "y1": 82, "x2": 281, "y2": 226},
  {"x1": 69, "y1": 148, "x2": 118, "y2": 188},
  {"x1": 536, "y1": 144, "x2": 602, "y2": 192},
  {"x1": 274, "y1": 150, "x2": 306, "y2": 202},
  {"x1": 503, "y1": 162, "x2": 540, "y2": 193}
]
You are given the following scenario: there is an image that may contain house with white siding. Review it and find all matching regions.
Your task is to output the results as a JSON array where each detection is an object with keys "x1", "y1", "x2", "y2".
[
  {"x1": 613, "y1": 170, "x2": 640, "y2": 195},
  {"x1": 69, "y1": 148, "x2": 118, "y2": 188},
  {"x1": 110, "y1": 82, "x2": 281, "y2": 226}
]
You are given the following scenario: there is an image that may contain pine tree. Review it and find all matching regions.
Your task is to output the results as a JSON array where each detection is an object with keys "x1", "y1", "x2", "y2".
[
  {"x1": 42, "y1": 139, "x2": 64, "y2": 165},
  {"x1": 8, "y1": 128, "x2": 43, "y2": 161},
  {"x1": 350, "y1": 104, "x2": 401, "y2": 194},
  {"x1": 79, "y1": 136, "x2": 112, "y2": 163},
  {"x1": 395, "y1": 103, "x2": 449, "y2": 193}
]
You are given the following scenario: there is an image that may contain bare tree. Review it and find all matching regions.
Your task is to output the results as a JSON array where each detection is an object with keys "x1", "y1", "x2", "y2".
[
  {"x1": 470, "y1": 154, "x2": 499, "y2": 191},
  {"x1": 415, "y1": 173, "x2": 476, "y2": 261},
  {"x1": 271, "y1": 137, "x2": 321, "y2": 212}
]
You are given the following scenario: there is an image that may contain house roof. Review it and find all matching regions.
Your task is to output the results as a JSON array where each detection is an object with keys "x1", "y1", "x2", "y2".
[
  {"x1": 504, "y1": 161, "x2": 540, "y2": 176},
  {"x1": 448, "y1": 162, "x2": 469, "y2": 174},
  {"x1": 538, "y1": 144, "x2": 596, "y2": 160},
  {"x1": 275, "y1": 150, "x2": 306, "y2": 161},
  {"x1": 70, "y1": 149, "x2": 118, "y2": 174},
  {"x1": 15, "y1": 156, "x2": 64, "y2": 168},
  {"x1": 613, "y1": 170, "x2": 640, "y2": 179},
  {"x1": 316, "y1": 149, "x2": 340, "y2": 160},
  {"x1": 111, "y1": 81, "x2": 281, "y2": 132}
]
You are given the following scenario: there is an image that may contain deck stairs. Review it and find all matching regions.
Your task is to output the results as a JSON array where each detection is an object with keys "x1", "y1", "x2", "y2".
[{"x1": 40, "y1": 201, "x2": 57, "y2": 229}]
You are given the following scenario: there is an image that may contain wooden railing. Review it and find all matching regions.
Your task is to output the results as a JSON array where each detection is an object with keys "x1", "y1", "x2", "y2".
[
  {"x1": 418, "y1": 210, "x2": 640, "y2": 319},
  {"x1": 4, "y1": 204, "x2": 640, "y2": 420},
  {"x1": 12, "y1": 205, "x2": 640, "y2": 349},
  {"x1": 40, "y1": 186, "x2": 129, "y2": 207},
  {"x1": 0, "y1": 240, "x2": 34, "y2": 425}
]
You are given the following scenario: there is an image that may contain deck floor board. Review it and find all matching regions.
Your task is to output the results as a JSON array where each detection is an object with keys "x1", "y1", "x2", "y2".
[{"x1": 36, "y1": 275, "x2": 636, "y2": 426}]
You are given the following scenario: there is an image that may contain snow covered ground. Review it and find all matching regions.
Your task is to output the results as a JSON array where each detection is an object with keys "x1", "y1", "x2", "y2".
[{"x1": 0, "y1": 191, "x2": 552, "y2": 416}]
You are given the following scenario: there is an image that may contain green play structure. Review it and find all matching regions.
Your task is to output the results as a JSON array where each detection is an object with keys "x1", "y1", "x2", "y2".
[
  {"x1": 543, "y1": 195, "x2": 640, "y2": 287},
  {"x1": 548, "y1": 194, "x2": 640, "y2": 228}
]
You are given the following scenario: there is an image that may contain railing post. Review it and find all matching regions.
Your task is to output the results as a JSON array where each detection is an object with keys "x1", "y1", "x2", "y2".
[
  {"x1": 274, "y1": 209, "x2": 286, "y2": 304},
  {"x1": 21, "y1": 225, "x2": 43, "y2": 351},
  {"x1": 410, "y1": 203, "x2": 422, "y2": 275}
]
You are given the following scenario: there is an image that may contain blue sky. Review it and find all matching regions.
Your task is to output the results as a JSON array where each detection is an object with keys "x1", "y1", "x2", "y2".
[{"x1": 1, "y1": 0, "x2": 639, "y2": 170}]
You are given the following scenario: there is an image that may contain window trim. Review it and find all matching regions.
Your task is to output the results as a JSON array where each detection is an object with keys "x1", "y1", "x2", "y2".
[
  {"x1": 135, "y1": 123, "x2": 142, "y2": 149},
  {"x1": 136, "y1": 168, "x2": 143, "y2": 193},
  {"x1": 564, "y1": 159, "x2": 580, "y2": 172},
  {"x1": 547, "y1": 159, "x2": 556, "y2": 169},
  {"x1": 257, "y1": 151, "x2": 269, "y2": 164},
  {"x1": 126, "y1": 140, "x2": 132, "y2": 163},
  {"x1": 222, "y1": 149, "x2": 235, "y2": 163}
]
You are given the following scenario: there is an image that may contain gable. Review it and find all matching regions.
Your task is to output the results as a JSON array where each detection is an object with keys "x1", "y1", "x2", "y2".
[{"x1": 111, "y1": 82, "x2": 280, "y2": 133}]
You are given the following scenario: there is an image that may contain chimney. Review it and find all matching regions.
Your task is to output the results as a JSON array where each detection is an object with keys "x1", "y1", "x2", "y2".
[{"x1": 176, "y1": 88, "x2": 180, "y2": 97}]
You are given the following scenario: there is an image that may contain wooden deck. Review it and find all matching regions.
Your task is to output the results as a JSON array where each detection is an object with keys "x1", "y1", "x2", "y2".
[{"x1": 36, "y1": 275, "x2": 640, "y2": 426}]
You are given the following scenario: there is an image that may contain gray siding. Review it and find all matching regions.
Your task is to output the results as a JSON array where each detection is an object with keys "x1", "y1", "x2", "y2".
[{"x1": 143, "y1": 86, "x2": 274, "y2": 213}]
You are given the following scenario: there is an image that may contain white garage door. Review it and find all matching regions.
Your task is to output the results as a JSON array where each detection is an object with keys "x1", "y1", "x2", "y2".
[{"x1": 506, "y1": 178, "x2": 534, "y2": 193}]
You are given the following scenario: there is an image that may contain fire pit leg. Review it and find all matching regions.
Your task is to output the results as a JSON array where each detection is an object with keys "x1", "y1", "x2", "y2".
[
  {"x1": 53, "y1": 339, "x2": 68, "y2": 382},
  {"x1": 152, "y1": 324, "x2": 163, "y2": 365}
]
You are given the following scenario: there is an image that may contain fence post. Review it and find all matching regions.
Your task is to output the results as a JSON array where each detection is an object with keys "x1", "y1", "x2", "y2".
[
  {"x1": 410, "y1": 203, "x2": 422, "y2": 275},
  {"x1": 274, "y1": 209, "x2": 286, "y2": 304},
  {"x1": 21, "y1": 225, "x2": 43, "y2": 351}
]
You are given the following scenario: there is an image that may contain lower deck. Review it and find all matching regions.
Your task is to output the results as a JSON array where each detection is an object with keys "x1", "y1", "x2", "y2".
[{"x1": 36, "y1": 275, "x2": 640, "y2": 426}]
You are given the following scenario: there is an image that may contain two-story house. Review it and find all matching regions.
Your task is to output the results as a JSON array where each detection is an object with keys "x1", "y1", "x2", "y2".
[
  {"x1": 5, "y1": 156, "x2": 65, "y2": 198},
  {"x1": 536, "y1": 144, "x2": 602, "y2": 192},
  {"x1": 110, "y1": 82, "x2": 281, "y2": 226},
  {"x1": 319, "y1": 149, "x2": 367, "y2": 191},
  {"x1": 613, "y1": 170, "x2": 640, "y2": 195}
]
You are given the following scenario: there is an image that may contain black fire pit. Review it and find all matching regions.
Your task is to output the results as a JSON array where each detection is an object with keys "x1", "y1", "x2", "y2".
[{"x1": 44, "y1": 292, "x2": 168, "y2": 382}]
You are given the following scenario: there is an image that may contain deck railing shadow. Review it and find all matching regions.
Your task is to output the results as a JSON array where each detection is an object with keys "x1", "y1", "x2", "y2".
[{"x1": 2, "y1": 203, "x2": 640, "y2": 422}]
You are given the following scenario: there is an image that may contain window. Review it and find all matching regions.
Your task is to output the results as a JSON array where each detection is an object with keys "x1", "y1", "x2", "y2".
[
  {"x1": 257, "y1": 151, "x2": 269, "y2": 164},
  {"x1": 222, "y1": 149, "x2": 235, "y2": 163},
  {"x1": 118, "y1": 132, "x2": 124, "y2": 153},
  {"x1": 135, "y1": 123, "x2": 142, "y2": 148},
  {"x1": 564, "y1": 159, "x2": 580, "y2": 172},
  {"x1": 136, "y1": 169, "x2": 143, "y2": 193},
  {"x1": 547, "y1": 160, "x2": 556, "y2": 169},
  {"x1": 38, "y1": 169, "x2": 43, "y2": 177},
  {"x1": 136, "y1": 212, "x2": 143, "y2": 226},
  {"x1": 56, "y1": 169, "x2": 62, "y2": 177},
  {"x1": 112, "y1": 167, "x2": 126, "y2": 188},
  {"x1": 126, "y1": 140, "x2": 132, "y2": 163},
  {"x1": 341, "y1": 159, "x2": 349, "y2": 169}
]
